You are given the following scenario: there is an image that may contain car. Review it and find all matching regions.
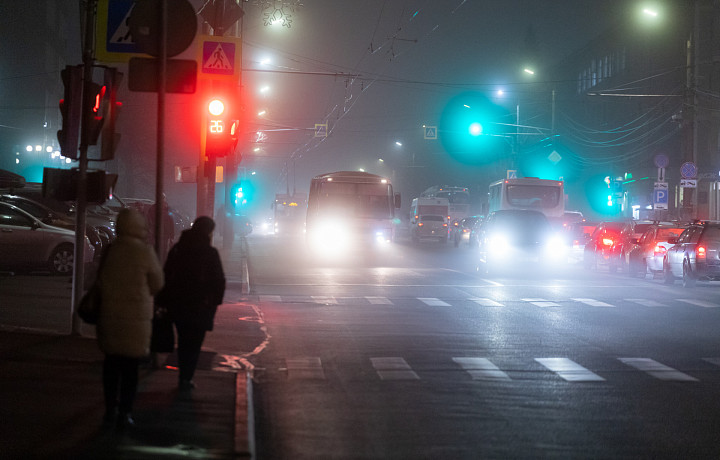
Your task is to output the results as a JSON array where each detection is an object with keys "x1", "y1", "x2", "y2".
[
  {"x1": 565, "y1": 220, "x2": 598, "y2": 263},
  {"x1": 612, "y1": 220, "x2": 655, "y2": 272},
  {"x1": 664, "y1": 221, "x2": 720, "y2": 287},
  {"x1": 625, "y1": 223, "x2": 688, "y2": 278},
  {"x1": 449, "y1": 216, "x2": 480, "y2": 247},
  {"x1": 0, "y1": 194, "x2": 104, "y2": 259},
  {"x1": 411, "y1": 214, "x2": 448, "y2": 244},
  {"x1": 583, "y1": 221, "x2": 625, "y2": 271},
  {"x1": 0, "y1": 201, "x2": 95, "y2": 274},
  {"x1": 477, "y1": 210, "x2": 566, "y2": 274}
]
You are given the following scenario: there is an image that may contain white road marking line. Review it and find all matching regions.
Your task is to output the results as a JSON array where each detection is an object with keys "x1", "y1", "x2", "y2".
[
  {"x1": 572, "y1": 298, "x2": 615, "y2": 307},
  {"x1": 365, "y1": 296, "x2": 393, "y2": 305},
  {"x1": 259, "y1": 295, "x2": 282, "y2": 303},
  {"x1": 618, "y1": 358, "x2": 698, "y2": 381},
  {"x1": 522, "y1": 298, "x2": 560, "y2": 307},
  {"x1": 453, "y1": 357, "x2": 511, "y2": 381},
  {"x1": 370, "y1": 357, "x2": 419, "y2": 380},
  {"x1": 311, "y1": 296, "x2": 338, "y2": 305},
  {"x1": 627, "y1": 299, "x2": 668, "y2": 307},
  {"x1": 418, "y1": 297, "x2": 451, "y2": 307},
  {"x1": 677, "y1": 299, "x2": 719, "y2": 308},
  {"x1": 285, "y1": 357, "x2": 325, "y2": 380},
  {"x1": 535, "y1": 358, "x2": 606, "y2": 382},
  {"x1": 470, "y1": 298, "x2": 504, "y2": 307},
  {"x1": 702, "y1": 358, "x2": 720, "y2": 367}
]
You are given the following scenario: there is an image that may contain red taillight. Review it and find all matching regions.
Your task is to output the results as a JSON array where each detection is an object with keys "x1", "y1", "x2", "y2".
[
  {"x1": 602, "y1": 238, "x2": 614, "y2": 247},
  {"x1": 698, "y1": 246, "x2": 706, "y2": 259},
  {"x1": 418, "y1": 222, "x2": 424, "y2": 227},
  {"x1": 653, "y1": 245, "x2": 667, "y2": 256},
  {"x1": 442, "y1": 223, "x2": 448, "y2": 228},
  {"x1": 463, "y1": 228, "x2": 470, "y2": 233}
]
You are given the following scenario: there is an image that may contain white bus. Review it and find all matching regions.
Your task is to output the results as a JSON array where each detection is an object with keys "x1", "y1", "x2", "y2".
[
  {"x1": 421, "y1": 185, "x2": 471, "y2": 223},
  {"x1": 306, "y1": 171, "x2": 401, "y2": 255},
  {"x1": 488, "y1": 177, "x2": 565, "y2": 219}
]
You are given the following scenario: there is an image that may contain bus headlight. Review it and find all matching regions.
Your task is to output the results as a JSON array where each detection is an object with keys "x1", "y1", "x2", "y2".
[{"x1": 310, "y1": 220, "x2": 353, "y2": 255}]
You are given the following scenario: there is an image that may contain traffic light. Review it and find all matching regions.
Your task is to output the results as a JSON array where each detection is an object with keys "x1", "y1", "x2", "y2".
[
  {"x1": 57, "y1": 65, "x2": 83, "y2": 159},
  {"x1": 100, "y1": 68, "x2": 123, "y2": 160},
  {"x1": 205, "y1": 96, "x2": 239, "y2": 158}
]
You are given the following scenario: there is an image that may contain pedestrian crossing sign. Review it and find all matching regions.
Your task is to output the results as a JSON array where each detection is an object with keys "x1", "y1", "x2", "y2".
[
  {"x1": 424, "y1": 126, "x2": 437, "y2": 140},
  {"x1": 198, "y1": 36, "x2": 242, "y2": 81},
  {"x1": 96, "y1": 0, "x2": 145, "y2": 62}
]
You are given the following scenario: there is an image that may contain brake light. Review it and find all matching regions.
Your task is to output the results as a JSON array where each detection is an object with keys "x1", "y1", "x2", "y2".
[
  {"x1": 653, "y1": 245, "x2": 667, "y2": 256},
  {"x1": 602, "y1": 238, "x2": 614, "y2": 247},
  {"x1": 442, "y1": 223, "x2": 448, "y2": 228},
  {"x1": 697, "y1": 246, "x2": 706, "y2": 259},
  {"x1": 418, "y1": 222, "x2": 424, "y2": 227}
]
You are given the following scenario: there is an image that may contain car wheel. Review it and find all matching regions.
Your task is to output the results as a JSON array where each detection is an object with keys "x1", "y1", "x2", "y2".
[
  {"x1": 49, "y1": 244, "x2": 74, "y2": 275},
  {"x1": 682, "y1": 260, "x2": 696, "y2": 288}
]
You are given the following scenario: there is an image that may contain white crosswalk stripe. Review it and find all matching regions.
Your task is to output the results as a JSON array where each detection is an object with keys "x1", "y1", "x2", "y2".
[
  {"x1": 470, "y1": 298, "x2": 504, "y2": 307},
  {"x1": 365, "y1": 296, "x2": 393, "y2": 305},
  {"x1": 618, "y1": 358, "x2": 698, "y2": 381},
  {"x1": 370, "y1": 357, "x2": 419, "y2": 380},
  {"x1": 535, "y1": 358, "x2": 606, "y2": 382},
  {"x1": 418, "y1": 297, "x2": 451, "y2": 307},
  {"x1": 312, "y1": 296, "x2": 338, "y2": 305},
  {"x1": 523, "y1": 298, "x2": 561, "y2": 307},
  {"x1": 677, "y1": 299, "x2": 719, "y2": 308},
  {"x1": 702, "y1": 357, "x2": 720, "y2": 367},
  {"x1": 259, "y1": 295, "x2": 282, "y2": 303},
  {"x1": 453, "y1": 357, "x2": 510, "y2": 380},
  {"x1": 627, "y1": 299, "x2": 668, "y2": 307},
  {"x1": 285, "y1": 357, "x2": 325, "y2": 380},
  {"x1": 572, "y1": 298, "x2": 615, "y2": 308}
]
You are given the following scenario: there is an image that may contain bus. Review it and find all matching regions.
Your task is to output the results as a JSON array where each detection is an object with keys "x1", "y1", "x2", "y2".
[
  {"x1": 306, "y1": 171, "x2": 401, "y2": 255},
  {"x1": 488, "y1": 177, "x2": 565, "y2": 219},
  {"x1": 421, "y1": 185, "x2": 471, "y2": 223},
  {"x1": 272, "y1": 192, "x2": 307, "y2": 235}
]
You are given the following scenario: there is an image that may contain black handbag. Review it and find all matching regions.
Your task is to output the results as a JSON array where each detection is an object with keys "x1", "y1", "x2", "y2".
[
  {"x1": 151, "y1": 307, "x2": 175, "y2": 353},
  {"x1": 78, "y1": 282, "x2": 101, "y2": 324}
]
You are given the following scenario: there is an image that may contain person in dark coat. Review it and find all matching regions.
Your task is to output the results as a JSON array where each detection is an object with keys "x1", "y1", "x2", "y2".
[{"x1": 159, "y1": 216, "x2": 225, "y2": 390}]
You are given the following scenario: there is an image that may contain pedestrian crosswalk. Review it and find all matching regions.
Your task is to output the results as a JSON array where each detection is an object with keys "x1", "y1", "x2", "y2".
[
  {"x1": 256, "y1": 295, "x2": 720, "y2": 309},
  {"x1": 274, "y1": 355, "x2": 720, "y2": 383}
]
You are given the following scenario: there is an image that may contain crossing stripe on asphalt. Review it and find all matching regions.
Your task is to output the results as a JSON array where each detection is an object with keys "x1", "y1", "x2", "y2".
[
  {"x1": 702, "y1": 357, "x2": 720, "y2": 367},
  {"x1": 677, "y1": 299, "x2": 719, "y2": 308},
  {"x1": 365, "y1": 296, "x2": 393, "y2": 305},
  {"x1": 572, "y1": 298, "x2": 615, "y2": 308},
  {"x1": 418, "y1": 297, "x2": 451, "y2": 307},
  {"x1": 470, "y1": 298, "x2": 504, "y2": 307},
  {"x1": 523, "y1": 298, "x2": 560, "y2": 307},
  {"x1": 285, "y1": 357, "x2": 325, "y2": 380},
  {"x1": 370, "y1": 357, "x2": 419, "y2": 380},
  {"x1": 535, "y1": 358, "x2": 606, "y2": 382},
  {"x1": 453, "y1": 357, "x2": 511, "y2": 380},
  {"x1": 312, "y1": 296, "x2": 338, "y2": 305},
  {"x1": 627, "y1": 299, "x2": 668, "y2": 307},
  {"x1": 618, "y1": 358, "x2": 699, "y2": 381},
  {"x1": 259, "y1": 295, "x2": 282, "y2": 303}
]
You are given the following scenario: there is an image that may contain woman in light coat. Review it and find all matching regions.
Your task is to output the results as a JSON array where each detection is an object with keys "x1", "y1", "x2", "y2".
[{"x1": 96, "y1": 208, "x2": 163, "y2": 428}]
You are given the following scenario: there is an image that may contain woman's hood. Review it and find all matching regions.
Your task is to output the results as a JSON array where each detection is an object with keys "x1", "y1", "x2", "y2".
[{"x1": 116, "y1": 208, "x2": 148, "y2": 240}]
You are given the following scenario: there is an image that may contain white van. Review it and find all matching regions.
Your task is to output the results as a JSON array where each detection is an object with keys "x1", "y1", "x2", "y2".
[{"x1": 410, "y1": 197, "x2": 449, "y2": 243}]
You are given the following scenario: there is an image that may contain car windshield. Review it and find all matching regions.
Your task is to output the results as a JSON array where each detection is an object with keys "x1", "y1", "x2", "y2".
[
  {"x1": 701, "y1": 226, "x2": 720, "y2": 244},
  {"x1": 657, "y1": 228, "x2": 685, "y2": 240}
]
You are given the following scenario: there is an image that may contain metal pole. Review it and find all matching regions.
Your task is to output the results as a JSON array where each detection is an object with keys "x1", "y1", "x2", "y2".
[
  {"x1": 154, "y1": 0, "x2": 167, "y2": 259},
  {"x1": 71, "y1": 0, "x2": 97, "y2": 335}
]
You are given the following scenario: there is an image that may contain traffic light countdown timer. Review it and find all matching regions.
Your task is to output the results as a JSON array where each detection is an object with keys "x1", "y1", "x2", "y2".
[{"x1": 57, "y1": 65, "x2": 123, "y2": 160}]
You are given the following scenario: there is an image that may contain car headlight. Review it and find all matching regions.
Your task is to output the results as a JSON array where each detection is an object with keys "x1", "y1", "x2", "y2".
[
  {"x1": 487, "y1": 234, "x2": 509, "y2": 254},
  {"x1": 545, "y1": 235, "x2": 567, "y2": 258},
  {"x1": 309, "y1": 220, "x2": 353, "y2": 255}
]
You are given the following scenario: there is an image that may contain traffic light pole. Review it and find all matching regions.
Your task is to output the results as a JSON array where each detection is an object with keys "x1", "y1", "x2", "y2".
[
  {"x1": 71, "y1": 0, "x2": 98, "y2": 335},
  {"x1": 154, "y1": 0, "x2": 168, "y2": 259}
]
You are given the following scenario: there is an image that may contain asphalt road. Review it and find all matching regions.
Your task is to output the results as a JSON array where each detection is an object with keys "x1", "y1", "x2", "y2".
[{"x1": 246, "y1": 234, "x2": 720, "y2": 459}]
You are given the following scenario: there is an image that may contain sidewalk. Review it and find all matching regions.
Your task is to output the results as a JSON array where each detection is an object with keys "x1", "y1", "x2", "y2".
[
  {"x1": 0, "y1": 237, "x2": 256, "y2": 459},
  {"x1": 0, "y1": 330, "x2": 253, "y2": 459}
]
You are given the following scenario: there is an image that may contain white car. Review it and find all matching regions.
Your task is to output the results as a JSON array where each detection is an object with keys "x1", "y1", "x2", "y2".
[{"x1": 0, "y1": 202, "x2": 94, "y2": 274}]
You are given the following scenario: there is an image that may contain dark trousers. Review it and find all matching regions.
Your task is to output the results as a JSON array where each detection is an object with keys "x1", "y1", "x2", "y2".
[
  {"x1": 175, "y1": 320, "x2": 206, "y2": 382},
  {"x1": 103, "y1": 355, "x2": 140, "y2": 414}
]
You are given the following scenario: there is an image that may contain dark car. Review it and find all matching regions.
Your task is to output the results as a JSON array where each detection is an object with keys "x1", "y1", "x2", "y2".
[
  {"x1": 612, "y1": 220, "x2": 655, "y2": 272},
  {"x1": 565, "y1": 220, "x2": 598, "y2": 263},
  {"x1": 583, "y1": 221, "x2": 626, "y2": 271},
  {"x1": 664, "y1": 221, "x2": 720, "y2": 287},
  {"x1": 449, "y1": 216, "x2": 480, "y2": 248},
  {"x1": 477, "y1": 210, "x2": 566, "y2": 274},
  {"x1": 625, "y1": 223, "x2": 688, "y2": 278}
]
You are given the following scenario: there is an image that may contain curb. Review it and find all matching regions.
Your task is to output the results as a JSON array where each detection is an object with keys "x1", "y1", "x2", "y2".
[{"x1": 234, "y1": 371, "x2": 255, "y2": 459}]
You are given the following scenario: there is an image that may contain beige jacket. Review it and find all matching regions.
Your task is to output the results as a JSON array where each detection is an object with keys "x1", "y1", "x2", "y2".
[{"x1": 96, "y1": 208, "x2": 164, "y2": 358}]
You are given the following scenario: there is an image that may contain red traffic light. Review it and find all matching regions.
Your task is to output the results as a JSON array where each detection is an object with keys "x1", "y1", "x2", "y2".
[{"x1": 208, "y1": 99, "x2": 225, "y2": 116}]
